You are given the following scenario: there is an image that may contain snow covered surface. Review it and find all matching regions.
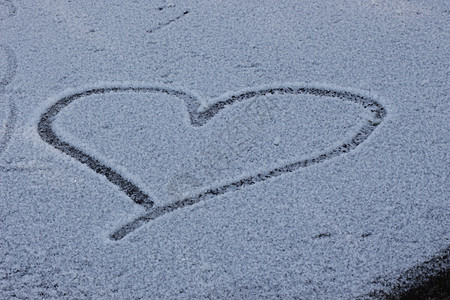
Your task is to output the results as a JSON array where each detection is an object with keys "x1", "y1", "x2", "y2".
[{"x1": 1, "y1": 0, "x2": 448, "y2": 298}]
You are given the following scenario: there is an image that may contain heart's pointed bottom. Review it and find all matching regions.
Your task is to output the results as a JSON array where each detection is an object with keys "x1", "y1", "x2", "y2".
[
  {"x1": 110, "y1": 120, "x2": 381, "y2": 241},
  {"x1": 110, "y1": 203, "x2": 180, "y2": 240}
]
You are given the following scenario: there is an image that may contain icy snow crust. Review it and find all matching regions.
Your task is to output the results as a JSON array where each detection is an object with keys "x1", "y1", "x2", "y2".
[{"x1": 1, "y1": 0, "x2": 449, "y2": 299}]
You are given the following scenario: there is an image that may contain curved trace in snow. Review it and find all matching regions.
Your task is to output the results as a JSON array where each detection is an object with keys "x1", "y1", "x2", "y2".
[
  {"x1": 0, "y1": 45, "x2": 17, "y2": 158},
  {"x1": 38, "y1": 83, "x2": 386, "y2": 240}
]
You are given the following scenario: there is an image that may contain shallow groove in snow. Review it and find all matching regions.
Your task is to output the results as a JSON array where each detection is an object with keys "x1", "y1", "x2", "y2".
[{"x1": 0, "y1": 45, "x2": 17, "y2": 158}]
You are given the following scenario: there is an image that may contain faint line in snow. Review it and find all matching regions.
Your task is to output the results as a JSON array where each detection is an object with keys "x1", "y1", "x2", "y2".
[{"x1": 147, "y1": 10, "x2": 189, "y2": 34}]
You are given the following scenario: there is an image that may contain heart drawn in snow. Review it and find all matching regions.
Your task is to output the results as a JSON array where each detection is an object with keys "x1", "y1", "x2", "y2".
[{"x1": 38, "y1": 83, "x2": 386, "y2": 240}]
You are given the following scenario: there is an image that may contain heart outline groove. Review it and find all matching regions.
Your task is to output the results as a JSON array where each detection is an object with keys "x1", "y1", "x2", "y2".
[{"x1": 38, "y1": 83, "x2": 386, "y2": 240}]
